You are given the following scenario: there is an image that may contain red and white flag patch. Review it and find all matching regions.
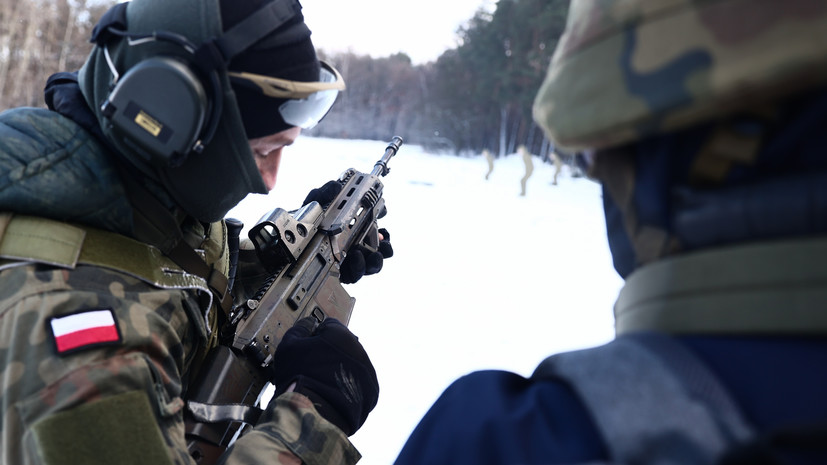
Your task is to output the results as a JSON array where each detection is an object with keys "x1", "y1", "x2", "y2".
[{"x1": 48, "y1": 309, "x2": 122, "y2": 355}]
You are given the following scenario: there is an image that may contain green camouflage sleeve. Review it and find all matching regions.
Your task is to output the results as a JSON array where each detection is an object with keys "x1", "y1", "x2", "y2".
[
  {"x1": 219, "y1": 392, "x2": 361, "y2": 465},
  {"x1": 0, "y1": 262, "x2": 359, "y2": 465}
]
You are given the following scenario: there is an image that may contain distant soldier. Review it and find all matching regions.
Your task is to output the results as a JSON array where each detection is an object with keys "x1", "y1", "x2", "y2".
[
  {"x1": 519, "y1": 145, "x2": 534, "y2": 196},
  {"x1": 483, "y1": 149, "x2": 495, "y2": 180},
  {"x1": 550, "y1": 150, "x2": 563, "y2": 185}
]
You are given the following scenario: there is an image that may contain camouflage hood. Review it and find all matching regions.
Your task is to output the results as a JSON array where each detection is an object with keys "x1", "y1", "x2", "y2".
[
  {"x1": 533, "y1": 0, "x2": 827, "y2": 151},
  {"x1": 79, "y1": 0, "x2": 267, "y2": 223}
]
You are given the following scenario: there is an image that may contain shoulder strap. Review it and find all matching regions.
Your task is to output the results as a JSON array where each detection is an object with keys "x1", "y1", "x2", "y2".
[
  {"x1": 0, "y1": 213, "x2": 210, "y2": 295},
  {"x1": 111, "y1": 159, "x2": 234, "y2": 316},
  {"x1": 0, "y1": 212, "x2": 217, "y2": 363},
  {"x1": 532, "y1": 333, "x2": 755, "y2": 465}
]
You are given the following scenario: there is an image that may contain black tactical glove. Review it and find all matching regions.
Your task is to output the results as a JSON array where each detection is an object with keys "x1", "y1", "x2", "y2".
[
  {"x1": 303, "y1": 180, "x2": 394, "y2": 284},
  {"x1": 339, "y1": 228, "x2": 393, "y2": 284},
  {"x1": 302, "y1": 179, "x2": 343, "y2": 209},
  {"x1": 272, "y1": 317, "x2": 379, "y2": 436}
]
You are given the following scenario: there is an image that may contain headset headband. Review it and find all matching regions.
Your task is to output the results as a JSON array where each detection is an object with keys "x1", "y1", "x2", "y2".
[
  {"x1": 213, "y1": 0, "x2": 307, "y2": 62},
  {"x1": 92, "y1": 0, "x2": 306, "y2": 72}
]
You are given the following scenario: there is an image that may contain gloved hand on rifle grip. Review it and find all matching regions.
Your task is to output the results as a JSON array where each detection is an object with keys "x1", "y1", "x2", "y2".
[
  {"x1": 302, "y1": 179, "x2": 342, "y2": 209},
  {"x1": 303, "y1": 181, "x2": 395, "y2": 284},
  {"x1": 271, "y1": 317, "x2": 379, "y2": 436},
  {"x1": 340, "y1": 228, "x2": 393, "y2": 284}
]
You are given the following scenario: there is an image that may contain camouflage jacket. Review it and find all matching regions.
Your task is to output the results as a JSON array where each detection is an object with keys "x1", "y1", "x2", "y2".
[
  {"x1": 0, "y1": 107, "x2": 360, "y2": 464},
  {"x1": 533, "y1": 0, "x2": 827, "y2": 151}
]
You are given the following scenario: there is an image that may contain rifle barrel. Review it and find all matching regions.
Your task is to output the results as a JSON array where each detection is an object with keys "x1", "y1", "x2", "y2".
[{"x1": 372, "y1": 136, "x2": 403, "y2": 176}]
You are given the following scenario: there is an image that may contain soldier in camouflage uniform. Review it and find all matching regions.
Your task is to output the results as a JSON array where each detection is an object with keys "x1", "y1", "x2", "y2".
[
  {"x1": 518, "y1": 145, "x2": 534, "y2": 196},
  {"x1": 0, "y1": 0, "x2": 385, "y2": 464},
  {"x1": 396, "y1": 1, "x2": 827, "y2": 464}
]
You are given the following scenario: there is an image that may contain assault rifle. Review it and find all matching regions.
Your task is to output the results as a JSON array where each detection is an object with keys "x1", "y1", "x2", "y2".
[{"x1": 184, "y1": 136, "x2": 403, "y2": 464}]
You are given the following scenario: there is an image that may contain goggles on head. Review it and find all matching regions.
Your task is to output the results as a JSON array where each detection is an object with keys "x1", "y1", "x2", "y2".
[{"x1": 228, "y1": 60, "x2": 345, "y2": 129}]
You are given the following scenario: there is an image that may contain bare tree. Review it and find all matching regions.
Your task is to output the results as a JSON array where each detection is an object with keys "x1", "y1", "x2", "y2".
[
  {"x1": 8, "y1": 1, "x2": 40, "y2": 106},
  {"x1": 0, "y1": 0, "x2": 111, "y2": 109},
  {"x1": 0, "y1": 0, "x2": 27, "y2": 101}
]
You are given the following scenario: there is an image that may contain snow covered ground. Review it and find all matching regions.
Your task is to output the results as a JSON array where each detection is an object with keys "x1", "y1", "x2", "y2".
[{"x1": 228, "y1": 136, "x2": 624, "y2": 464}]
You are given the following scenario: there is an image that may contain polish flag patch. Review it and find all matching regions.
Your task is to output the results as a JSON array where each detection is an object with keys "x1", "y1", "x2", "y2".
[{"x1": 48, "y1": 309, "x2": 122, "y2": 355}]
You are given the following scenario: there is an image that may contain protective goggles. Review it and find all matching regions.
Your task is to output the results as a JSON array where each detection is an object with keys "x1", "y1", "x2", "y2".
[{"x1": 228, "y1": 60, "x2": 345, "y2": 129}]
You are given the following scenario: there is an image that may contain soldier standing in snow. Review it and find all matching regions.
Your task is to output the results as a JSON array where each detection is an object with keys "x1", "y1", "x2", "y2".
[
  {"x1": 483, "y1": 149, "x2": 495, "y2": 180},
  {"x1": 519, "y1": 145, "x2": 534, "y2": 196},
  {"x1": 550, "y1": 150, "x2": 563, "y2": 186}
]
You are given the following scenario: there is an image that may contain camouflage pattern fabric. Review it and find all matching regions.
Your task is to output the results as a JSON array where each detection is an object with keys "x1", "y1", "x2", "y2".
[
  {"x1": 221, "y1": 393, "x2": 360, "y2": 465},
  {"x1": 533, "y1": 0, "x2": 827, "y2": 151},
  {"x1": 0, "y1": 231, "x2": 360, "y2": 464}
]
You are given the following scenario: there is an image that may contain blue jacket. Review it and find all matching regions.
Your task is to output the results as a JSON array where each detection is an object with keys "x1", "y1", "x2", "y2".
[{"x1": 395, "y1": 239, "x2": 827, "y2": 464}]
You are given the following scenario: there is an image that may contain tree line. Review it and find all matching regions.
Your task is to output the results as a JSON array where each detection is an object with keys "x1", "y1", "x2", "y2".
[
  {"x1": 0, "y1": 0, "x2": 569, "y2": 158},
  {"x1": 314, "y1": 0, "x2": 569, "y2": 159},
  {"x1": 0, "y1": 0, "x2": 107, "y2": 109}
]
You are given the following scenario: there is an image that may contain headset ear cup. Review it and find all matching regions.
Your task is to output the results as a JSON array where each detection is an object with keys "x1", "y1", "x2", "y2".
[
  {"x1": 100, "y1": 57, "x2": 209, "y2": 167},
  {"x1": 198, "y1": 69, "x2": 224, "y2": 151}
]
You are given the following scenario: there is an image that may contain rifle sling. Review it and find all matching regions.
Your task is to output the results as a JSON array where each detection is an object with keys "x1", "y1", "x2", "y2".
[
  {"x1": 186, "y1": 400, "x2": 263, "y2": 426},
  {"x1": 0, "y1": 213, "x2": 209, "y2": 294}
]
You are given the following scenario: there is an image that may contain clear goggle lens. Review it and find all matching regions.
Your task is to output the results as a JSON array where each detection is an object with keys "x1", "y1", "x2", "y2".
[
  {"x1": 228, "y1": 60, "x2": 346, "y2": 129},
  {"x1": 279, "y1": 64, "x2": 341, "y2": 129}
]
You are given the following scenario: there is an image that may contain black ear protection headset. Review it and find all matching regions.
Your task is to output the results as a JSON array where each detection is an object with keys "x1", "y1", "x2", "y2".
[{"x1": 90, "y1": 0, "x2": 310, "y2": 167}]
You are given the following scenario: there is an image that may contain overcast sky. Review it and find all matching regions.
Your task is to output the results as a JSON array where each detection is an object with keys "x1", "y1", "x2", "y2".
[{"x1": 301, "y1": 0, "x2": 496, "y2": 65}]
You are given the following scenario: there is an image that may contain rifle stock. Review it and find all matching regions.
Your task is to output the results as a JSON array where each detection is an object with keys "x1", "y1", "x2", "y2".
[{"x1": 184, "y1": 136, "x2": 402, "y2": 463}]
